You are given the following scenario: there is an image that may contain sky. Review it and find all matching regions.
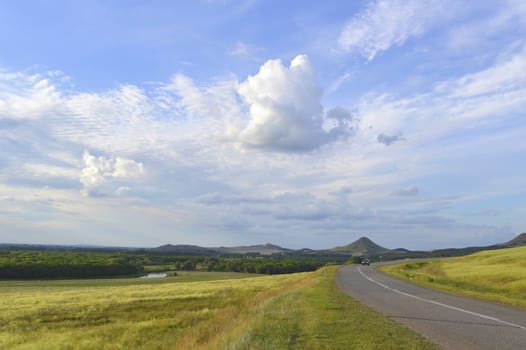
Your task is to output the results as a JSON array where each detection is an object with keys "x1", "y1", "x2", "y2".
[{"x1": 0, "y1": 0, "x2": 525, "y2": 250}]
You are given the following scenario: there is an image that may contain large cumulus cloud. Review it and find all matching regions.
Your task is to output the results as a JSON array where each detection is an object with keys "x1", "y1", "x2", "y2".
[{"x1": 235, "y1": 55, "x2": 353, "y2": 152}]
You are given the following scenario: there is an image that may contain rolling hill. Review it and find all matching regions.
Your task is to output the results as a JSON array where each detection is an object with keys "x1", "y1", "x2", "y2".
[
  {"x1": 153, "y1": 244, "x2": 217, "y2": 254},
  {"x1": 327, "y1": 236, "x2": 392, "y2": 256},
  {"x1": 499, "y1": 232, "x2": 526, "y2": 248},
  {"x1": 214, "y1": 243, "x2": 292, "y2": 255},
  {"x1": 152, "y1": 243, "x2": 291, "y2": 256}
]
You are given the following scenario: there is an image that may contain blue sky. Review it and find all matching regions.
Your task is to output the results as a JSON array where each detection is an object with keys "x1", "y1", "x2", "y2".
[{"x1": 1, "y1": 0, "x2": 525, "y2": 250}]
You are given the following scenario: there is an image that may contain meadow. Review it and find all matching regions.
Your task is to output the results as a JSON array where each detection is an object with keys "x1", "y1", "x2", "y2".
[
  {"x1": 0, "y1": 268, "x2": 436, "y2": 349},
  {"x1": 380, "y1": 246, "x2": 526, "y2": 308}
]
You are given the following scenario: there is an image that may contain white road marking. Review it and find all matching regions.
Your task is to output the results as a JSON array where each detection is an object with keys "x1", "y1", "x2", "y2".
[{"x1": 357, "y1": 267, "x2": 526, "y2": 330}]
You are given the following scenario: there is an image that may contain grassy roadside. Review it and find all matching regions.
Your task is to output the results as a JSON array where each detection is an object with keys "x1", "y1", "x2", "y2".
[
  {"x1": 215, "y1": 266, "x2": 437, "y2": 350},
  {"x1": 380, "y1": 246, "x2": 526, "y2": 309}
]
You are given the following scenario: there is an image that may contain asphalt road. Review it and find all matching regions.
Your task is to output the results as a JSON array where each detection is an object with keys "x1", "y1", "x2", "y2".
[{"x1": 336, "y1": 265, "x2": 526, "y2": 350}]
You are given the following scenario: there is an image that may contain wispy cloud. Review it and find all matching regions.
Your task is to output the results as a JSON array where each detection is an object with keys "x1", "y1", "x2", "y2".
[
  {"x1": 358, "y1": 44, "x2": 526, "y2": 143},
  {"x1": 327, "y1": 72, "x2": 352, "y2": 94},
  {"x1": 0, "y1": 71, "x2": 64, "y2": 120},
  {"x1": 446, "y1": 0, "x2": 526, "y2": 52},
  {"x1": 228, "y1": 41, "x2": 263, "y2": 60},
  {"x1": 338, "y1": 0, "x2": 450, "y2": 60}
]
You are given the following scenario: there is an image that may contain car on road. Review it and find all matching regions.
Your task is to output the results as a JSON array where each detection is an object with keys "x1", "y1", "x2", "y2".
[{"x1": 361, "y1": 259, "x2": 370, "y2": 266}]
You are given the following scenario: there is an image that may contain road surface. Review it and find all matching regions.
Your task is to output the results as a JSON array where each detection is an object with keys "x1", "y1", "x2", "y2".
[{"x1": 336, "y1": 265, "x2": 526, "y2": 350}]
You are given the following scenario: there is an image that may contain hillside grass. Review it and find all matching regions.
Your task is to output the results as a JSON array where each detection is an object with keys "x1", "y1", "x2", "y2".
[
  {"x1": 380, "y1": 246, "x2": 526, "y2": 308},
  {"x1": 0, "y1": 268, "x2": 437, "y2": 349}
]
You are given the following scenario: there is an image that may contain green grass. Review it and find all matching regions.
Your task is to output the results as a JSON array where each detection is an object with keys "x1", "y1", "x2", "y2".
[
  {"x1": 0, "y1": 268, "x2": 437, "y2": 349},
  {"x1": 216, "y1": 267, "x2": 437, "y2": 350},
  {"x1": 380, "y1": 246, "x2": 526, "y2": 308}
]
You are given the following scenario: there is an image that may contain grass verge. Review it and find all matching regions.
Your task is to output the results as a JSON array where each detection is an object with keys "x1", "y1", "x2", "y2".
[
  {"x1": 380, "y1": 246, "x2": 526, "y2": 309},
  {"x1": 215, "y1": 266, "x2": 437, "y2": 349}
]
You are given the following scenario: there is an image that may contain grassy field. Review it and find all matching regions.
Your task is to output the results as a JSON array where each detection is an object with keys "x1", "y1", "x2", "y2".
[
  {"x1": 380, "y1": 246, "x2": 526, "y2": 308},
  {"x1": 0, "y1": 268, "x2": 437, "y2": 349}
]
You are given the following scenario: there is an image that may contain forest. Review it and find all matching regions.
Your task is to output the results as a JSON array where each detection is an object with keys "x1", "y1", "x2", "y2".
[
  {"x1": 0, "y1": 251, "x2": 143, "y2": 279},
  {"x1": 0, "y1": 249, "x2": 341, "y2": 279}
]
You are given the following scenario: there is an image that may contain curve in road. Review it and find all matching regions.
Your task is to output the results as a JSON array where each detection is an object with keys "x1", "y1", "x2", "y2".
[{"x1": 336, "y1": 265, "x2": 526, "y2": 350}]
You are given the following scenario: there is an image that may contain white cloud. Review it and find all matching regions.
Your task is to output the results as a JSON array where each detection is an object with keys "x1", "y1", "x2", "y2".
[
  {"x1": 80, "y1": 151, "x2": 144, "y2": 196},
  {"x1": 165, "y1": 74, "x2": 240, "y2": 122},
  {"x1": 115, "y1": 186, "x2": 131, "y2": 195},
  {"x1": 22, "y1": 163, "x2": 78, "y2": 180},
  {"x1": 446, "y1": 0, "x2": 526, "y2": 52},
  {"x1": 440, "y1": 47, "x2": 526, "y2": 99},
  {"x1": 60, "y1": 84, "x2": 163, "y2": 154},
  {"x1": 338, "y1": 0, "x2": 449, "y2": 60},
  {"x1": 327, "y1": 72, "x2": 352, "y2": 94},
  {"x1": 235, "y1": 55, "x2": 353, "y2": 151},
  {"x1": 113, "y1": 157, "x2": 145, "y2": 178},
  {"x1": 0, "y1": 71, "x2": 64, "y2": 120},
  {"x1": 166, "y1": 55, "x2": 355, "y2": 152},
  {"x1": 228, "y1": 41, "x2": 262, "y2": 59},
  {"x1": 358, "y1": 44, "x2": 526, "y2": 142},
  {"x1": 1, "y1": 56, "x2": 353, "y2": 155}
]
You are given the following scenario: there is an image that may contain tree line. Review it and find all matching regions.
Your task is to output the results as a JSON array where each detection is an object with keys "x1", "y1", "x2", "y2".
[
  {"x1": 152, "y1": 256, "x2": 329, "y2": 274},
  {"x1": 0, "y1": 251, "x2": 143, "y2": 279},
  {"x1": 0, "y1": 250, "x2": 339, "y2": 279}
]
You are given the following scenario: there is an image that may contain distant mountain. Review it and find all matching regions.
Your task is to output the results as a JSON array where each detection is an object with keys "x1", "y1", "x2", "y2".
[
  {"x1": 215, "y1": 243, "x2": 291, "y2": 255},
  {"x1": 498, "y1": 232, "x2": 526, "y2": 248},
  {"x1": 152, "y1": 243, "x2": 291, "y2": 256},
  {"x1": 152, "y1": 237, "x2": 393, "y2": 257},
  {"x1": 7, "y1": 232, "x2": 525, "y2": 259},
  {"x1": 327, "y1": 237, "x2": 392, "y2": 256},
  {"x1": 153, "y1": 244, "x2": 218, "y2": 254},
  {"x1": 392, "y1": 248, "x2": 411, "y2": 253}
]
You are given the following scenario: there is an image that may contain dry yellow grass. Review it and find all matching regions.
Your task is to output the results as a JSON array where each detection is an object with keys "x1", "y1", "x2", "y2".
[
  {"x1": 0, "y1": 272, "x2": 309, "y2": 349},
  {"x1": 381, "y1": 246, "x2": 526, "y2": 308}
]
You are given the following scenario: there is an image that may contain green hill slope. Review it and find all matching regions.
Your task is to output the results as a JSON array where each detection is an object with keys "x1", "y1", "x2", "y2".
[{"x1": 381, "y1": 245, "x2": 526, "y2": 308}]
